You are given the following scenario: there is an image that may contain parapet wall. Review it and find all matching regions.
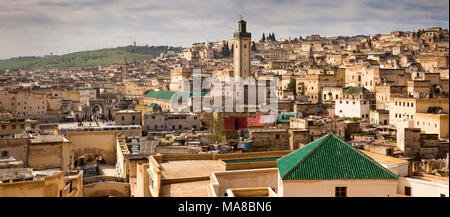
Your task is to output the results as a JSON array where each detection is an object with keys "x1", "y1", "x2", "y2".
[
  {"x1": 66, "y1": 131, "x2": 118, "y2": 165},
  {"x1": 147, "y1": 150, "x2": 291, "y2": 197},
  {"x1": 209, "y1": 168, "x2": 279, "y2": 197},
  {"x1": 0, "y1": 171, "x2": 65, "y2": 197}
]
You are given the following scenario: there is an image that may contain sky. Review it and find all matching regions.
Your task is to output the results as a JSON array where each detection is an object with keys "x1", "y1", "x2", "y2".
[{"x1": 0, "y1": 0, "x2": 448, "y2": 59}]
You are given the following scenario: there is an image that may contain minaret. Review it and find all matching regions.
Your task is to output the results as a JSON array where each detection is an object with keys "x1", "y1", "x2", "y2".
[
  {"x1": 233, "y1": 19, "x2": 251, "y2": 79},
  {"x1": 122, "y1": 57, "x2": 128, "y2": 82}
]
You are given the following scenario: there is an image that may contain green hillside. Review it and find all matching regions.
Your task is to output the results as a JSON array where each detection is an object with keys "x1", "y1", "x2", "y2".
[{"x1": 0, "y1": 45, "x2": 181, "y2": 71}]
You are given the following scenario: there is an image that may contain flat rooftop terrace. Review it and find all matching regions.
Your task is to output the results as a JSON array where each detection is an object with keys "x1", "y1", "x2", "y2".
[
  {"x1": 151, "y1": 150, "x2": 292, "y2": 197},
  {"x1": 159, "y1": 160, "x2": 225, "y2": 179},
  {"x1": 411, "y1": 175, "x2": 449, "y2": 185},
  {"x1": 160, "y1": 180, "x2": 210, "y2": 197},
  {"x1": 360, "y1": 150, "x2": 408, "y2": 165}
]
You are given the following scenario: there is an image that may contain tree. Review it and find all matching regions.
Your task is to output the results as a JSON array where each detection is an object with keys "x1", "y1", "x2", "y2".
[
  {"x1": 100, "y1": 91, "x2": 116, "y2": 100},
  {"x1": 203, "y1": 113, "x2": 224, "y2": 144},
  {"x1": 251, "y1": 41, "x2": 257, "y2": 51},
  {"x1": 272, "y1": 32, "x2": 276, "y2": 41},
  {"x1": 287, "y1": 78, "x2": 296, "y2": 90},
  {"x1": 261, "y1": 33, "x2": 266, "y2": 42},
  {"x1": 221, "y1": 42, "x2": 230, "y2": 58}
]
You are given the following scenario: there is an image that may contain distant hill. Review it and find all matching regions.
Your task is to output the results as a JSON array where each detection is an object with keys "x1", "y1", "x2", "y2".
[{"x1": 0, "y1": 45, "x2": 182, "y2": 71}]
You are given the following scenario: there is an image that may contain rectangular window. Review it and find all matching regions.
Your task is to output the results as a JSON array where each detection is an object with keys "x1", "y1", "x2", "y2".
[
  {"x1": 335, "y1": 187, "x2": 347, "y2": 197},
  {"x1": 2, "y1": 151, "x2": 8, "y2": 157},
  {"x1": 405, "y1": 187, "x2": 411, "y2": 196}
]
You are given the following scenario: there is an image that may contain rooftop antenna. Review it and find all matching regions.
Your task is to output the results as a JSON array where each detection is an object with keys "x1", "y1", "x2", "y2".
[{"x1": 239, "y1": 14, "x2": 243, "y2": 21}]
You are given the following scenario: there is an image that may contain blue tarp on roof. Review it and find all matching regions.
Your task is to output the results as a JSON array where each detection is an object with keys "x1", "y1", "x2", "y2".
[{"x1": 238, "y1": 142, "x2": 252, "y2": 150}]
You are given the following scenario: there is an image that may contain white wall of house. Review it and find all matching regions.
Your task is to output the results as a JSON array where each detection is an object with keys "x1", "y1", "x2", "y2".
[
  {"x1": 397, "y1": 177, "x2": 449, "y2": 197},
  {"x1": 335, "y1": 99, "x2": 370, "y2": 119},
  {"x1": 278, "y1": 174, "x2": 398, "y2": 197}
]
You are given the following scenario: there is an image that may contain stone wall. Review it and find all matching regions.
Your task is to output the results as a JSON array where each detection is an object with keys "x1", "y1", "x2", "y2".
[
  {"x1": 288, "y1": 129, "x2": 309, "y2": 150},
  {"x1": 0, "y1": 138, "x2": 30, "y2": 165},
  {"x1": 249, "y1": 130, "x2": 290, "y2": 152},
  {"x1": 0, "y1": 171, "x2": 65, "y2": 197},
  {"x1": 66, "y1": 131, "x2": 117, "y2": 165},
  {"x1": 28, "y1": 143, "x2": 65, "y2": 170}
]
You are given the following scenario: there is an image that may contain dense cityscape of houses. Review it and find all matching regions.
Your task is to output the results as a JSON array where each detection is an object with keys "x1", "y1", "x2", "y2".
[{"x1": 0, "y1": 20, "x2": 448, "y2": 197}]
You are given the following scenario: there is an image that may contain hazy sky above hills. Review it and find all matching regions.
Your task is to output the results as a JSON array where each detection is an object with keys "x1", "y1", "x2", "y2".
[{"x1": 0, "y1": 0, "x2": 448, "y2": 59}]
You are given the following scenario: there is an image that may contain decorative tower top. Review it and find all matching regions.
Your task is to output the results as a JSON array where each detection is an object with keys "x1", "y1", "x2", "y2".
[
  {"x1": 234, "y1": 19, "x2": 251, "y2": 38},
  {"x1": 238, "y1": 20, "x2": 246, "y2": 33}
]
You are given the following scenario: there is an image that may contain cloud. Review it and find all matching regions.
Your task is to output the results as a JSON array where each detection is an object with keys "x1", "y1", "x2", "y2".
[{"x1": 0, "y1": 0, "x2": 448, "y2": 59}]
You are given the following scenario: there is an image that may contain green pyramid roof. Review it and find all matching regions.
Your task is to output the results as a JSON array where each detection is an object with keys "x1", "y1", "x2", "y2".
[
  {"x1": 276, "y1": 133, "x2": 398, "y2": 180},
  {"x1": 344, "y1": 86, "x2": 370, "y2": 94},
  {"x1": 149, "y1": 103, "x2": 160, "y2": 108}
]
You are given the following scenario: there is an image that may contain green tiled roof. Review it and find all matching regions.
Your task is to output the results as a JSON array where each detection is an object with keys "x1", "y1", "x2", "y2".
[
  {"x1": 223, "y1": 157, "x2": 279, "y2": 164},
  {"x1": 144, "y1": 90, "x2": 206, "y2": 100},
  {"x1": 344, "y1": 86, "x2": 370, "y2": 94},
  {"x1": 144, "y1": 90, "x2": 177, "y2": 100},
  {"x1": 276, "y1": 133, "x2": 398, "y2": 180}
]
